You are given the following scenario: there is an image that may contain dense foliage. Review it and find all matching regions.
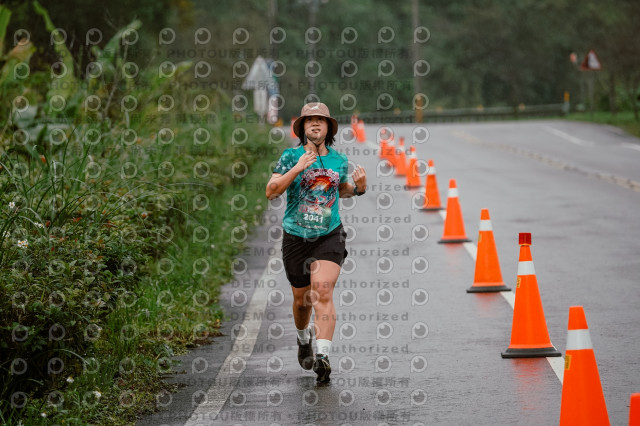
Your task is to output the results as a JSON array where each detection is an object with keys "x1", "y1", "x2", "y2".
[
  {"x1": 4, "y1": 0, "x2": 639, "y2": 119},
  {"x1": 179, "y1": 0, "x2": 640, "y2": 117},
  {"x1": 1, "y1": 2, "x2": 273, "y2": 423}
]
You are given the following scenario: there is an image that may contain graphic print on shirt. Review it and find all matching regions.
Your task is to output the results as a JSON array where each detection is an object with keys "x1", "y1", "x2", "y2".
[{"x1": 296, "y1": 167, "x2": 340, "y2": 230}]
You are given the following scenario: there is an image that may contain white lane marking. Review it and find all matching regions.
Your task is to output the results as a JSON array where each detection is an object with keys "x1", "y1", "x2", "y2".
[
  {"x1": 463, "y1": 242, "x2": 477, "y2": 260},
  {"x1": 184, "y1": 245, "x2": 278, "y2": 425},
  {"x1": 620, "y1": 142, "x2": 640, "y2": 152},
  {"x1": 500, "y1": 291, "x2": 516, "y2": 309},
  {"x1": 543, "y1": 126, "x2": 594, "y2": 147},
  {"x1": 438, "y1": 208, "x2": 564, "y2": 383},
  {"x1": 548, "y1": 357, "x2": 565, "y2": 384}
]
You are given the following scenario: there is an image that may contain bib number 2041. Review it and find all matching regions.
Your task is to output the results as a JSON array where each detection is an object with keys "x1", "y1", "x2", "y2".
[
  {"x1": 303, "y1": 213, "x2": 323, "y2": 224},
  {"x1": 297, "y1": 204, "x2": 330, "y2": 230}
]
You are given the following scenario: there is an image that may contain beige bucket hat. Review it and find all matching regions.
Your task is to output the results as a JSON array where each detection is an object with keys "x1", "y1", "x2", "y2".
[{"x1": 292, "y1": 102, "x2": 339, "y2": 137}]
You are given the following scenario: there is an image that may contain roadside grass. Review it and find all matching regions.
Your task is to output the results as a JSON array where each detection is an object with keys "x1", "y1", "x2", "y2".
[
  {"x1": 0, "y1": 3, "x2": 285, "y2": 424},
  {"x1": 0, "y1": 111, "x2": 279, "y2": 426},
  {"x1": 0, "y1": 112, "x2": 279, "y2": 425},
  {"x1": 564, "y1": 110, "x2": 640, "y2": 138}
]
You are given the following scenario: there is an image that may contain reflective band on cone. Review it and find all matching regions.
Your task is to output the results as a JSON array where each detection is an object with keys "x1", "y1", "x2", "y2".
[
  {"x1": 517, "y1": 261, "x2": 536, "y2": 276},
  {"x1": 566, "y1": 329, "x2": 593, "y2": 350},
  {"x1": 478, "y1": 220, "x2": 492, "y2": 231}
]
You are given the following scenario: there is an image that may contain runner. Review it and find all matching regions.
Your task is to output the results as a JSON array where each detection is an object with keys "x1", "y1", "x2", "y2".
[{"x1": 265, "y1": 102, "x2": 367, "y2": 383}]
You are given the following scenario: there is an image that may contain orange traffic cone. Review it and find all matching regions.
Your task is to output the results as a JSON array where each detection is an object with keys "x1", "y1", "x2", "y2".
[
  {"x1": 630, "y1": 394, "x2": 640, "y2": 426},
  {"x1": 387, "y1": 137, "x2": 397, "y2": 168},
  {"x1": 356, "y1": 120, "x2": 366, "y2": 142},
  {"x1": 467, "y1": 209, "x2": 510, "y2": 293},
  {"x1": 559, "y1": 306, "x2": 609, "y2": 426},
  {"x1": 501, "y1": 233, "x2": 561, "y2": 358},
  {"x1": 349, "y1": 115, "x2": 358, "y2": 141},
  {"x1": 395, "y1": 137, "x2": 407, "y2": 176},
  {"x1": 379, "y1": 137, "x2": 388, "y2": 160},
  {"x1": 420, "y1": 159, "x2": 443, "y2": 211},
  {"x1": 405, "y1": 146, "x2": 421, "y2": 188},
  {"x1": 438, "y1": 179, "x2": 471, "y2": 243}
]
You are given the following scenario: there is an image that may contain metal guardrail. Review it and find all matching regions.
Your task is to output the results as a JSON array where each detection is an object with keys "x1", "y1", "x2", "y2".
[{"x1": 333, "y1": 104, "x2": 567, "y2": 124}]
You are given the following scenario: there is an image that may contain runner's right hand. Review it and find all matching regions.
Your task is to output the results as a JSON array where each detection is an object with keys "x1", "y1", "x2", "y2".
[{"x1": 295, "y1": 151, "x2": 316, "y2": 173}]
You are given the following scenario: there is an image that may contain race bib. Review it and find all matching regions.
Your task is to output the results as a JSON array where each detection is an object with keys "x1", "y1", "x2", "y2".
[{"x1": 296, "y1": 202, "x2": 331, "y2": 230}]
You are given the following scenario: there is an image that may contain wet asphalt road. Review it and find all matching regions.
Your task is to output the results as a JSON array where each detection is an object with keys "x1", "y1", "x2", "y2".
[{"x1": 138, "y1": 119, "x2": 640, "y2": 425}]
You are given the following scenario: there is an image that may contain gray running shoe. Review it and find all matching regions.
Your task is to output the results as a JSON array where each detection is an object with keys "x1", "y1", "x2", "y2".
[
  {"x1": 313, "y1": 354, "x2": 331, "y2": 383},
  {"x1": 297, "y1": 337, "x2": 314, "y2": 370}
]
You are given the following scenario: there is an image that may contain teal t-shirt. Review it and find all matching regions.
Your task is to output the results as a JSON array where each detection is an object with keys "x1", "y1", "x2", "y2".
[{"x1": 273, "y1": 146, "x2": 349, "y2": 239}]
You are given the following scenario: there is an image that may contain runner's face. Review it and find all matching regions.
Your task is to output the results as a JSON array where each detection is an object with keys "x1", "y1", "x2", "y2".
[{"x1": 304, "y1": 116, "x2": 328, "y2": 142}]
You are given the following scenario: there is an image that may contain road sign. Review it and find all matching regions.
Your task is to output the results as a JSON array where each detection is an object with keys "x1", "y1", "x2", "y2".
[
  {"x1": 242, "y1": 56, "x2": 278, "y2": 119},
  {"x1": 580, "y1": 49, "x2": 602, "y2": 71}
]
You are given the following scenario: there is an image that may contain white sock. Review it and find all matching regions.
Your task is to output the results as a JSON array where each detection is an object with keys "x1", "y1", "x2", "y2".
[
  {"x1": 316, "y1": 339, "x2": 332, "y2": 356},
  {"x1": 296, "y1": 326, "x2": 311, "y2": 344}
]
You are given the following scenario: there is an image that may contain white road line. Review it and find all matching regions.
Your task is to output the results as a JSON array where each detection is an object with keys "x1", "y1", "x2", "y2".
[
  {"x1": 462, "y1": 242, "x2": 477, "y2": 261},
  {"x1": 183, "y1": 245, "x2": 278, "y2": 425},
  {"x1": 543, "y1": 126, "x2": 593, "y2": 147},
  {"x1": 547, "y1": 357, "x2": 565, "y2": 383},
  {"x1": 620, "y1": 142, "x2": 640, "y2": 152},
  {"x1": 500, "y1": 291, "x2": 516, "y2": 310},
  {"x1": 438, "y1": 208, "x2": 564, "y2": 383}
]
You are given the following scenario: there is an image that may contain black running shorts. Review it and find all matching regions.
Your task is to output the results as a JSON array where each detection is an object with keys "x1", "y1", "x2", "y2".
[{"x1": 281, "y1": 224, "x2": 348, "y2": 288}]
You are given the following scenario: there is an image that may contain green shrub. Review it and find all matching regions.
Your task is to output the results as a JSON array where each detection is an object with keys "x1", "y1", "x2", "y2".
[{"x1": 0, "y1": 3, "x2": 277, "y2": 423}]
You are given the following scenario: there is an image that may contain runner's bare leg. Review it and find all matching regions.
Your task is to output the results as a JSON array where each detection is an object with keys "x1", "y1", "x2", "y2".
[
  {"x1": 309, "y1": 260, "x2": 341, "y2": 339},
  {"x1": 291, "y1": 286, "x2": 313, "y2": 330}
]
